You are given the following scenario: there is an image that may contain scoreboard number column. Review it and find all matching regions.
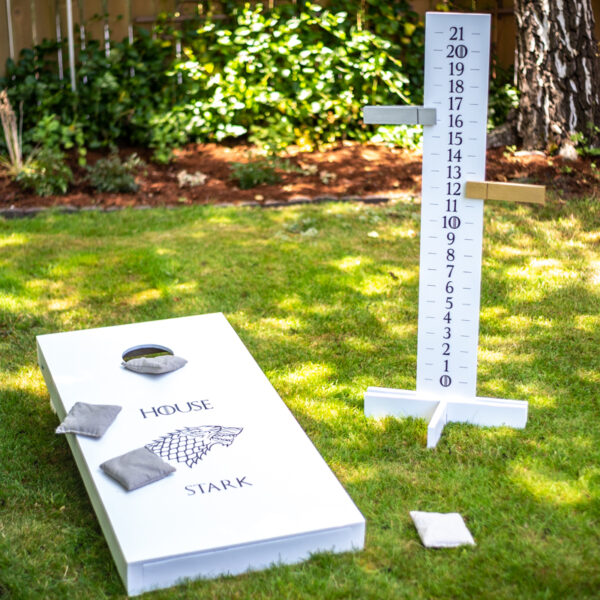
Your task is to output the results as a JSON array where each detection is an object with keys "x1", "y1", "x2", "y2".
[{"x1": 416, "y1": 13, "x2": 491, "y2": 398}]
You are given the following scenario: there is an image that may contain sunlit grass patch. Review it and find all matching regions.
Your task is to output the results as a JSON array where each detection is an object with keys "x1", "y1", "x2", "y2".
[
  {"x1": 0, "y1": 232, "x2": 28, "y2": 248},
  {"x1": 0, "y1": 292, "x2": 38, "y2": 314},
  {"x1": 0, "y1": 198, "x2": 599, "y2": 599},
  {"x1": 589, "y1": 259, "x2": 600, "y2": 285},
  {"x1": 1, "y1": 365, "x2": 48, "y2": 396},
  {"x1": 511, "y1": 461, "x2": 595, "y2": 506},
  {"x1": 332, "y1": 255, "x2": 369, "y2": 271}
]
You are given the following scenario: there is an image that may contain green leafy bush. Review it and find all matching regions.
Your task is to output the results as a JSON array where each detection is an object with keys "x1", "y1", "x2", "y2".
[
  {"x1": 487, "y1": 65, "x2": 519, "y2": 129},
  {"x1": 86, "y1": 152, "x2": 144, "y2": 193},
  {"x1": 336, "y1": 0, "x2": 425, "y2": 101},
  {"x1": 30, "y1": 114, "x2": 87, "y2": 165},
  {"x1": 571, "y1": 123, "x2": 600, "y2": 157},
  {"x1": 143, "y1": 108, "x2": 190, "y2": 164},
  {"x1": 0, "y1": 30, "x2": 181, "y2": 155},
  {"x1": 1, "y1": 3, "x2": 418, "y2": 157},
  {"x1": 177, "y1": 3, "x2": 412, "y2": 150},
  {"x1": 230, "y1": 158, "x2": 281, "y2": 189},
  {"x1": 15, "y1": 147, "x2": 73, "y2": 196},
  {"x1": 0, "y1": 3, "x2": 519, "y2": 161}
]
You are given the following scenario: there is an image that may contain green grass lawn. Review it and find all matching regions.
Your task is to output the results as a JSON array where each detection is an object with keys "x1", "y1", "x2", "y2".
[{"x1": 1, "y1": 197, "x2": 599, "y2": 599}]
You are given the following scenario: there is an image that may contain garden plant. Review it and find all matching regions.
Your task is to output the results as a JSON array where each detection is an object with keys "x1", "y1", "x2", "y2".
[{"x1": 0, "y1": 1, "x2": 518, "y2": 196}]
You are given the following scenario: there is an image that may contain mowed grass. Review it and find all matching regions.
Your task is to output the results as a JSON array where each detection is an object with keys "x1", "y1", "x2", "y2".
[{"x1": 0, "y1": 196, "x2": 599, "y2": 599}]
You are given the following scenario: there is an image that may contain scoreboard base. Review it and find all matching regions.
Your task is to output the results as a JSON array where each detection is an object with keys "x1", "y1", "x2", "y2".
[{"x1": 364, "y1": 387, "x2": 528, "y2": 448}]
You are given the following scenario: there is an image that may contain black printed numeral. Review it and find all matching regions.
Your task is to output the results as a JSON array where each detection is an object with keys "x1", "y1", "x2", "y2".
[{"x1": 439, "y1": 22, "x2": 472, "y2": 391}]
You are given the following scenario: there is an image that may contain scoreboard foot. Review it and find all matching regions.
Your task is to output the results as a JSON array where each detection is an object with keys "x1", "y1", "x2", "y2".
[{"x1": 364, "y1": 386, "x2": 528, "y2": 448}]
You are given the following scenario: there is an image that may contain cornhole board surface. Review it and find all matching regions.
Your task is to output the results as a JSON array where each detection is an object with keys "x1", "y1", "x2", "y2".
[{"x1": 37, "y1": 313, "x2": 365, "y2": 596}]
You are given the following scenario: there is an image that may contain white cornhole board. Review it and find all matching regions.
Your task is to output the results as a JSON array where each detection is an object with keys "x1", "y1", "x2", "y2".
[{"x1": 37, "y1": 313, "x2": 365, "y2": 596}]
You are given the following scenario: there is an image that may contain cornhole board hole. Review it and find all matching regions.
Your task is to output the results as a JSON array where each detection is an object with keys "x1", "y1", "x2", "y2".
[{"x1": 37, "y1": 313, "x2": 365, "y2": 596}]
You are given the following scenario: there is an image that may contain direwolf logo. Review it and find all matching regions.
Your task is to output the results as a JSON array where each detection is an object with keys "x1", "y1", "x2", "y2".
[{"x1": 146, "y1": 425, "x2": 243, "y2": 468}]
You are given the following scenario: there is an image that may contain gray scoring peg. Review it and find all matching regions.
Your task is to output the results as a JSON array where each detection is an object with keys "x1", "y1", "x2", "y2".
[{"x1": 363, "y1": 105, "x2": 437, "y2": 126}]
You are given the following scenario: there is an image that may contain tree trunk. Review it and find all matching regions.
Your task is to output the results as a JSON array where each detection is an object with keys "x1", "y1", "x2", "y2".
[{"x1": 513, "y1": 0, "x2": 600, "y2": 151}]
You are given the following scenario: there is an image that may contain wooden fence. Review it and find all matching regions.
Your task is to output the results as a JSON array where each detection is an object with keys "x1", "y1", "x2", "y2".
[{"x1": 1, "y1": 0, "x2": 599, "y2": 81}]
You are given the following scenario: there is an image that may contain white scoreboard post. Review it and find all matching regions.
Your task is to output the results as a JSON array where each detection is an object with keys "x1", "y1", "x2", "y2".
[{"x1": 363, "y1": 12, "x2": 544, "y2": 448}]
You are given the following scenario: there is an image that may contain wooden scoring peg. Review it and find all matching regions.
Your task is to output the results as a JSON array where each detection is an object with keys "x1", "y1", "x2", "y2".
[{"x1": 465, "y1": 181, "x2": 546, "y2": 205}]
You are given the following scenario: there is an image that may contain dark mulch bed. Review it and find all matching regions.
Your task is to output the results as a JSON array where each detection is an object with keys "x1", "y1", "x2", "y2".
[{"x1": 1, "y1": 143, "x2": 597, "y2": 212}]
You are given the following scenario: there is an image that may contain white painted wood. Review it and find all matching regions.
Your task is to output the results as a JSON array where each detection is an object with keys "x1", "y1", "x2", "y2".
[
  {"x1": 417, "y1": 12, "x2": 490, "y2": 398},
  {"x1": 364, "y1": 389, "x2": 528, "y2": 447},
  {"x1": 364, "y1": 387, "x2": 439, "y2": 420},
  {"x1": 445, "y1": 396, "x2": 528, "y2": 428},
  {"x1": 362, "y1": 12, "x2": 529, "y2": 448},
  {"x1": 427, "y1": 400, "x2": 448, "y2": 448},
  {"x1": 364, "y1": 388, "x2": 527, "y2": 427},
  {"x1": 38, "y1": 314, "x2": 365, "y2": 596}
]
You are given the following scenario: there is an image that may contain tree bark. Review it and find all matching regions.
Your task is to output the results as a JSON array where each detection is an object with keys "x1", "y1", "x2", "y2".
[{"x1": 513, "y1": 0, "x2": 600, "y2": 151}]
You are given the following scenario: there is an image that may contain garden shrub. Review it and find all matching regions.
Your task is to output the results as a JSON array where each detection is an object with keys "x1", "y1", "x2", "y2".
[
  {"x1": 177, "y1": 3, "x2": 412, "y2": 150},
  {"x1": 15, "y1": 147, "x2": 73, "y2": 196},
  {"x1": 0, "y1": 1, "x2": 517, "y2": 160},
  {"x1": 86, "y1": 152, "x2": 144, "y2": 193},
  {"x1": 571, "y1": 123, "x2": 600, "y2": 157},
  {"x1": 0, "y1": 28, "x2": 181, "y2": 155},
  {"x1": 142, "y1": 108, "x2": 191, "y2": 164},
  {"x1": 487, "y1": 65, "x2": 519, "y2": 129},
  {"x1": 30, "y1": 113, "x2": 87, "y2": 165},
  {"x1": 0, "y1": 2, "x2": 419, "y2": 159},
  {"x1": 327, "y1": 0, "x2": 425, "y2": 101},
  {"x1": 230, "y1": 157, "x2": 281, "y2": 189},
  {"x1": 0, "y1": 0, "x2": 517, "y2": 164},
  {"x1": 1, "y1": 90, "x2": 74, "y2": 195}
]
